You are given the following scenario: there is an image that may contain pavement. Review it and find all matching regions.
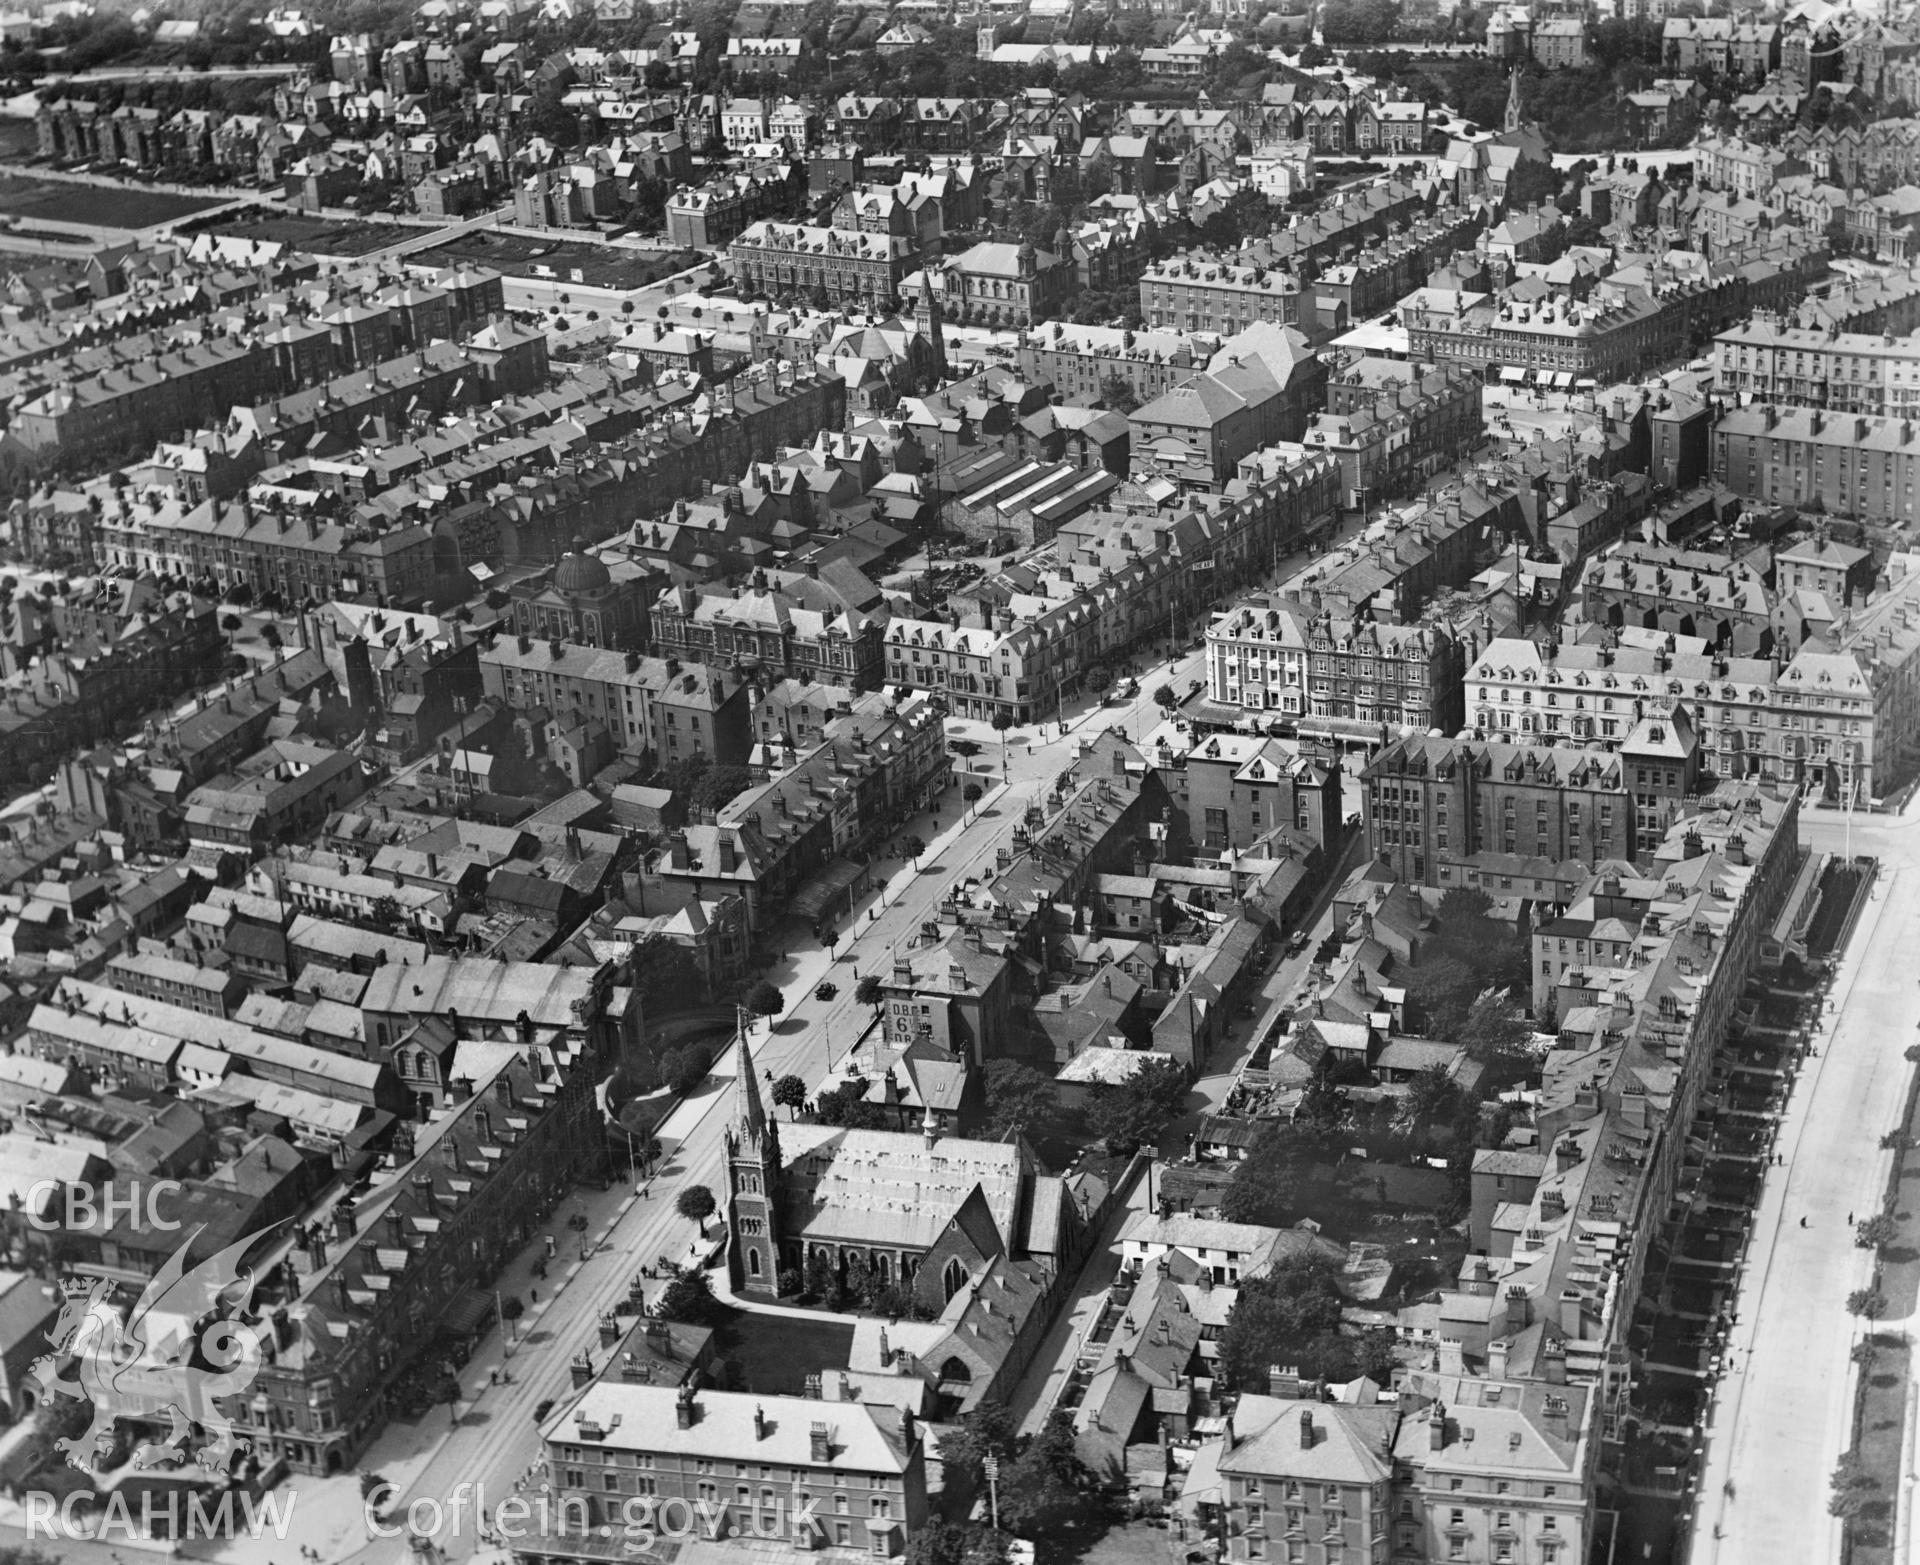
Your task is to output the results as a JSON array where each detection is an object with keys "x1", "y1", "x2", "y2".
[
  {"x1": 144, "y1": 627, "x2": 1209, "y2": 1565},
  {"x1": 1691, "y1": 802, "x2": 1920, "y2": 1564},
  {"x1": 1010, "y1": 1168, "x2": 1152, "y2": 1439},
  {"x1": 0, "y1": 535, "x2": 1379, "y2": 1563}
]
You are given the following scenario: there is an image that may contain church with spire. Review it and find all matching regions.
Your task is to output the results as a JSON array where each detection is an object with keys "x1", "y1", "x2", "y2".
[
  {"x1": 724, "y1": 1017, "x2": 784, "y2": 1293},
  {"x1": 725, "y1": 1019, "x2": 1081, "y2": 1307}
]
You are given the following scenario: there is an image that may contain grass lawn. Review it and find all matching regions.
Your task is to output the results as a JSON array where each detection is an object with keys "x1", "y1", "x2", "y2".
[
  {"x1": 710, "y1": 1306, "x2": 855, "y2": 1397},
  {"x1": 1840, "y1": 1061, "x2": 1920, "y2": 1563},
  {"x1": 412, "y1": 232, "x2": 707, "y2": 291},
  {"x1": 205, "y1": 212, "x2": 415, "y2": 255},
  {"x1": 1070, "y1": 1516, "x2": 1183, "y2": 1565},
  {"x1": 0, "y1": 175, "x2": 226, "y2": 228}
]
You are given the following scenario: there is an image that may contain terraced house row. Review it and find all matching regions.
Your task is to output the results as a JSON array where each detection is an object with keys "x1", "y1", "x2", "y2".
[{"x1": 880, "y1": 441, "x2": 1342, "y2": 724}]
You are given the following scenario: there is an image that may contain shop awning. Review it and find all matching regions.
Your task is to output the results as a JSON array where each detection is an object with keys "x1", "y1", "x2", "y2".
[
  {"x1": 440, "y1": 1290, "x2": 496, "y2": 1337},
  {"x1": 789, "y1": 857, "x2": 869, "y2": 924},
  {"x1": 1575, "y1": 377, "x2": 1599, "y2": 388},
  {"x1": 1297, "y1": 715, "x2": 1393, "y2": 743},
  {"x1": 1532, "y1": 369, "x2": 1555, "y2": 385},
  {"x1": 1554, "y1": 372, "x2": 1575, "y2": 388},
  {"x1": 1499, "y1": 367, "x2": 1527, "y2": 383}
]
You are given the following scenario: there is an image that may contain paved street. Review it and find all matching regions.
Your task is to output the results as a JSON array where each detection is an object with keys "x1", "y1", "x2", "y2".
[
  {"x1": 0, "y1": 539, "x2": 1380, "y2": 1565},
  {"x1": 126, "y1": 630, "x2": 1218, "y2": 1564},
  {"x1": 1692, "y1": 803, "x2": 1920, "y2": 1565}
]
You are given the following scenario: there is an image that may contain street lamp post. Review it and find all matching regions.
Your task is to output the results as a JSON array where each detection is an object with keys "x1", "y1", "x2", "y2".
[
  {"x1": 983, "y1": 1454, "x2": 1001, "y2": 1532},
  {"x1": 1843, "y1": 754, "x2": 1857, "y2": 861}
]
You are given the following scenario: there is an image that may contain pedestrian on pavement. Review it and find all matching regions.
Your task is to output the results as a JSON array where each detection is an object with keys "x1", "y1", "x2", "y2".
[
  {"x1": 1800, "y1": 1216, "x2": 1808, "y2": 1227},
  {"x1": 1850, "y1": 1212, "x2": 1855, "y2": 1224}
]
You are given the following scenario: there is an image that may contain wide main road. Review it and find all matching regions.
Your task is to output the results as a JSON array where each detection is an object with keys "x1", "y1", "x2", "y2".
[
  {"x1": 106, "y1": 569, "x2": 1348, "y2": 1565},
  {"x1": 1691, "y1": 801, "x2": 1920, "y2": 1565},
  {"x1": 181, "y1": 665, "x2": 1192, "y2": 1565}
]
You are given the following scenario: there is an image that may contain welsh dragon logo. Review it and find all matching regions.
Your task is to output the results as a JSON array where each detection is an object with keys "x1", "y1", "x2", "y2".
[{"x1": 29, "y1": 1222, "x2": 281, "y2": 1476}]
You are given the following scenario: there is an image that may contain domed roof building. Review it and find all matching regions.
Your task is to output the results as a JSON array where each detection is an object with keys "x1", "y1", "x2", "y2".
[
  {"x1": 552, "y1": 549, "x2": 613, "y2": 595},
  {"x1": 509, "y1": 537, "x2": 655, "y2": 649}
]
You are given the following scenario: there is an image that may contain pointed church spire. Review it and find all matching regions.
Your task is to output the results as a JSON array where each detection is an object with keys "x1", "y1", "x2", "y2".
[
  {"x1": 1504, "y1": 68, "x2": 1524, "y2": 135},
  {"x1": 733, "y1": 1006, "x2": 769, "y2": 1141},
  {"x1": 914, "y1": 272, "x2": 947, "y2": 385}
]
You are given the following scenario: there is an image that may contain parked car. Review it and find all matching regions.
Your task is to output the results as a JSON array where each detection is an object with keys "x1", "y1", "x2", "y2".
[
  {"x1": 533, "y1": 1399, "x2": 555, "y2": 1423},
  {"x1": 1287, "y1": 929, "x2": 1311, "y2": 955},
  {"x1": 814, "y1": 981, "x2": 838, "y2": 1001}
]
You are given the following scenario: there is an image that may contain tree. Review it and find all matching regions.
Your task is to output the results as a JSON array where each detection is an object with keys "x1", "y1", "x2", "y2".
[
  {"x1": 844, "y1": 1252, "x2": 872, "y2": 1308},
  {"x1": 1354, "y1": 1329, "x2": 1398, "y2": 1384},
  {"x1": 855, "y1": 974, "x2": 886, "y2": 1015},
  {"x1": 660, "y1": 1041, "x2": 715, "y2": 1094},
  {"x1": 744, "y1": 980, "x2": 785, "y2": 1023},
  {"x1": 772, "y1": 1073, "x2": 808, "y2": 1119},
  {"x1": 1088, "y1": 1056, "x2": 1187, "y2": 1156},
  {"x1": 689, "y1": 763, "x2": 755, "y2": 814},
  {"x1": 804, "y1": 1249, "x2": 841, "y2": 1306},
  {"x1": 220, "y1": 612, "x2": 242, "y2": 636},
  {"x1": 963, "y1": 782, "x2": 984, "y2": 819},
  {"x1": 815, "y1": 1077, "x2": 890, "y2": 1128},
  {"x1": 359, "y1": 1471, "x2": 393, "y2": 1513},
  {"x1": 499, "y1": 1294, "x2": 525, "y2": 1327},
  {"x1": 522, "y1": 85, "x2": 581, "y2": 146},
  {"x1": 657, "y1": 1265, "x2": 718, "y2": 1324},
  {"x1": 901, "y1": 834, "x2": 927, "y2": 863},
  {"x1": 984, "y1": 1060, "x2": 1059, "y2": 1140},
  {"x1": 1323, "y1": 0, "x2": 1402, "y2": 47},
  {"x1": 1856, "y1": 1214, "x2": 1897, "y2": 1250},
  {"x1": 905, "y1": 1518, "x2": 1011, "y2": 1565},
  {"x1": 1404, "y1": 1063, "x2": 1462, "y2": 1126},
  {"x1": 658, "y1": 754, "x2": 711, "y2": 797},
  {"x1": 1830, "y1": 1451, "x2": 1876, "y2": 1519},
  {"x1": 1000, "y1": 1410, "x2": 1088, "y2": 1528},
  {"x1": 951, "y1": 738, "x2": 981, "y2": 758},
  {"x1": 939, "y1": 1400, "x2": 1019, "y2": 1488},
  {"x1": 1847, "y1": 1288, "x2": 1887, "y2": 1318},
  {"x1": 1456, "y1": 991, "x2": 1533, "y2": 1063},
  {"x1": 1218, "y1": 1252, "x2": 1357, "y2": 1390},
  {"x1": 632, "y1": 934, "x2": 708, "y2": 1011},
  {"x1": 1221, "y1": 1120, "x2": 1327, "y2": 1227},
  {"x1": 1100, "y1": 371, "x2": 1141, "y2": 414},
  {"x1": 1153, "y1": 683, "x2": 1177, "y2": 711},
  {"x1": 1505, "y1": 156, "x2": 1564, "y2": 209},
  {"x1": 676, "y1": 1185, "x2": 717, "y2": 1225}
]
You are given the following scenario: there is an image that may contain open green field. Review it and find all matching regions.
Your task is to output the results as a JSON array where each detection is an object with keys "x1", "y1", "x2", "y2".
[{"x1": 0, "y1": 174, "x2": 226, "y2": 228}]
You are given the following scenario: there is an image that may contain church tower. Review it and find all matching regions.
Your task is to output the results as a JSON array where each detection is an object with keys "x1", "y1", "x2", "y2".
[
  {"x1": 725, "y1": 1011, "x2": 783, "y2": 1295},
  {"x1": 914, "y1": 273, "x2": 947, "y2": 386},
  {"x1": 1504, "y1": 68, "x2": 1524, "y2": 134}
]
